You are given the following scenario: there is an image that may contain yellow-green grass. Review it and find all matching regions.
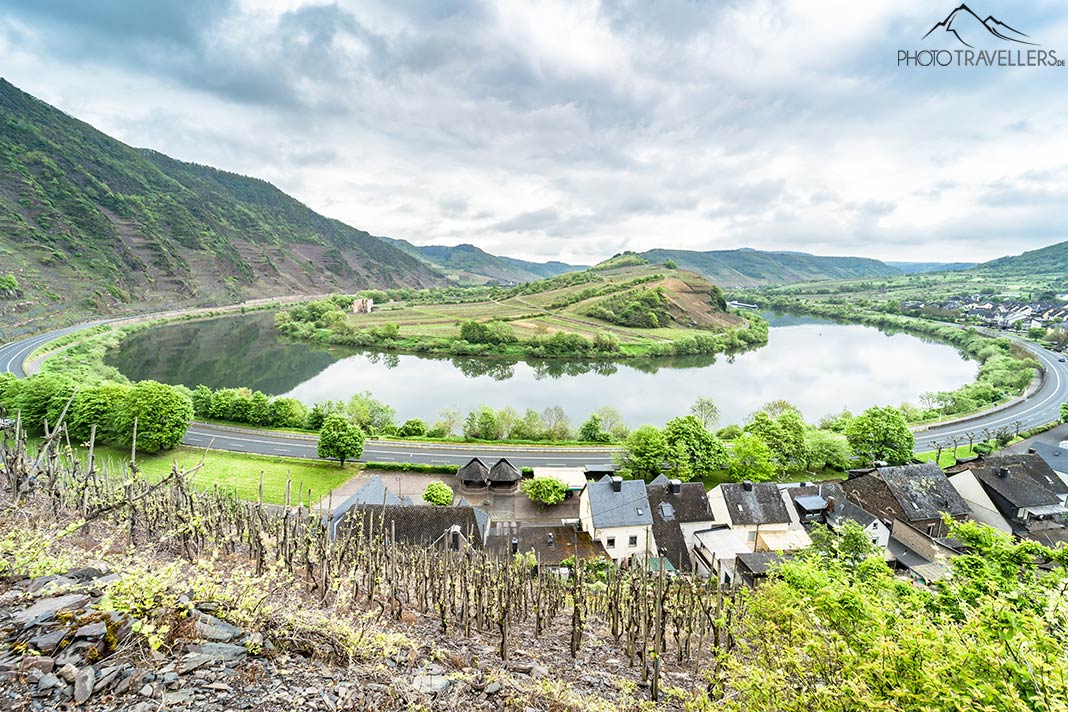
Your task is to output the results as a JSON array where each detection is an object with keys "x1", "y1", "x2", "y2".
[
  {"x1": 914, "y1": 443, "x2": 987, "y2": 468},
  {"x1": 81, "y1": 445, "x2": 357, "y2": 505}
]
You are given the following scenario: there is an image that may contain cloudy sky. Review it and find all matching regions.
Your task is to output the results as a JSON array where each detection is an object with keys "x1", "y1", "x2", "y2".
[{"x1": 2, "y1": 0, "x2": 1066, "y2": 264}]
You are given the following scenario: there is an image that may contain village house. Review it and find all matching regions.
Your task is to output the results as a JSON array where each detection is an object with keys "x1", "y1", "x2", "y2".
[
  {"x1": 335, "y1": 503, "x2": 490, "y2": 550},
  {"x1": 579, "y1": 476, "x2": 655, "y2": 563},
  {"x1": 646, "y1": 475, "x2": 716, "y2": 572},
  {"x1": 692, "y1": 527, "x2": 751, "y2": 584},
  {"x1": 948, "y1": 453, "x2": 1068, "y2": 540},
  {"x1": 706, "y1": 481, "x2": 810, "y2": 552},
  {"x1": 784, "y1": 483, "x2": 891, "y2": 549},
  {"x1": 842, "y1": 462, "x2": 970, "y2": 538},
  {"x1": 486, "y1": 523, "x2": 608, "y2": 573},
  {"x1": 351, "y1": 297, "x2": 373, "y2": 314}
]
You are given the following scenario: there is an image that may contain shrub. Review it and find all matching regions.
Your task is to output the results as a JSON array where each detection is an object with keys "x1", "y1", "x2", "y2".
[
  {"x1": 115, "y1": 381, "x2": 194, "y2": 453},
  {"x1": 397, "y1": 419, "x2": 427, "y2": 437},
  {"x1": 422, "y1": 481, "x2": 454, "y2": 506},
  {"x1": 521, "y1": 478, "x2": 568, "y2": 506}
]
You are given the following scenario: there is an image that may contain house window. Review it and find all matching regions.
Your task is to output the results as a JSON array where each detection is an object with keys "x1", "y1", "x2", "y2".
[
  {"x1": 606, "y1": 537, "x2": 616, "y2": 548},
  {"x1": 628, "y1": 535, "x2": 638, "y2": 547}
]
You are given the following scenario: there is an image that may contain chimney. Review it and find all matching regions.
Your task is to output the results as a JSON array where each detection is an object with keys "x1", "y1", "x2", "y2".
[
  {"x1": 611, "y1": 476, "x2": 623, "y2": 493},
  {"x1": 742, "y1": 480, "x2": 753, "y2": 492},
  {"x1": 451, "y1": 528, "x2": 461, "y2": 551},
  {"x1": 1028, "y1": 448, "x2": 1036, "y2": 455},
  {"x1": 510, "y1": 536, "x2": 519, "y2": 555},
  {"x1": 998, "y1": 466, "x2": 1010, "y2": 479},
  {"x1": 826, "y1": 496, "x2": 836, "y2": 513},
  {"x1": 670, "y1": 479, "x2": 682, "y2": 495},
  {"x1": 547, "y1": 532, "x2": 555, "y2": 548}
]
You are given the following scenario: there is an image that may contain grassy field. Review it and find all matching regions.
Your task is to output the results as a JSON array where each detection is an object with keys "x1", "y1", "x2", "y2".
[
  {"x1": 76, "y1": 444, "x2": 358, "y2": 505},
  {"x1": 342, "y1": 264, "x2": 743, "y2": 345}
]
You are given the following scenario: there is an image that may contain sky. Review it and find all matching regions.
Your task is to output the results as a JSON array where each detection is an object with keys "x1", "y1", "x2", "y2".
[{"x1": 1, "y1": 0, "x2": 1066, "y2": 265}]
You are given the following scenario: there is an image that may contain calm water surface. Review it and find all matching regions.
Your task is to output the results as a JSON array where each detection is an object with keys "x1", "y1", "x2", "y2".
[{"x1": 108, "y1": 312, "x2": 978, "y2": 426}]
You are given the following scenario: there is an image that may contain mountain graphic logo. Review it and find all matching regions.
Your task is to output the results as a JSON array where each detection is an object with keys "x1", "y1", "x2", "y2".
[{"x1": 923, "y1": 4, "x2": 1038, "y2": 48}]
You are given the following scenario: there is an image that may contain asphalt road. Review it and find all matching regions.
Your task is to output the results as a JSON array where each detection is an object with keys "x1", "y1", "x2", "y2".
[
  {"x1": 913, "y1": 340, "x2": 1068, "y2": 451},
  {"x1": 3, "y1": 318, "x2": 1066, "y2": 463}
]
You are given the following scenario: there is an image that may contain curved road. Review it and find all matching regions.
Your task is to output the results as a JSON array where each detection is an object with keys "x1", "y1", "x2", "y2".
[{"x1": 3, "y1": 319, "x2": 1066, "y2": 463}]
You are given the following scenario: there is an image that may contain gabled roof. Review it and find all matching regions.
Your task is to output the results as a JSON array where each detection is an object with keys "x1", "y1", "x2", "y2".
[
  {"x1": 347, "y1": 476, "x2": 402, "y2": 507},
  {"x1": 787, "y1": 483, "x2": 878, "y2": 529},
  {"x1": 487, "y1": 458, "x2": 522, "y2": 483},
  {"x1": 719, "y1": 482, "x2": 791, "y2": 526},
  {"x1": 337, "y1": 504, "x2": 490, "y2": 548},
  {"x1": 646, "y1": 478, "x2": 715, "y2": 572},
  {"x1": 486, "y1": 524, "x2": 608, "y2": 566},
  {"x1": 457, "y1": 457, "x2": 490, "y2": 482},
  {"x1": 875, "y1": 462, "x2": 970, "y2": 521},
  {"x1": 969, "y1": 455, "x2": 1066, "y2": 509},
  {"x1": 1019, "y1": 444, "x2": 1068, "y2": 479},
  {"x1": 586, "y1": 476, "x2": 653, "y2": 528}
]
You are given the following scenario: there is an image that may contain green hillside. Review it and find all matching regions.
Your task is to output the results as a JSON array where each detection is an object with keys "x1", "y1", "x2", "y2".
[
  {"x1": 642, "y1": 247, "x2": 900, "y2": 286},
  {"x1": 0, "y1": 79, "x2": 443, "y2": 329},
  {"x1": 381, "y1": 237, "x2": 585, "y2": 284},
  {"x1": 979, "y1": 240, "x2": 1068, "y2": 276}
]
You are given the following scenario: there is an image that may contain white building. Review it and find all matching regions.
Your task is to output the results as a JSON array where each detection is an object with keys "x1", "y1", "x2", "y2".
[{"x1": 579, "y1": 476, "x2": 655, "y2": 563}]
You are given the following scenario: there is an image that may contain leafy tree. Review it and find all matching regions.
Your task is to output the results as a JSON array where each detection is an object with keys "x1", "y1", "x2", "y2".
[
  {"x1": 621, "y1": 425, "x2": 669, "y2": 479},
  {"x1": 432, "y1": 407, "x2": 462, "y2": 437},
  {"x1": 745, "y1": 410, "x2": 806, "y2": 467},
  {"x1": 249, "y1": 391, "x2": 272, "y2": 426},
  {"x1": 509, "y1": 408, "x2": 545, "y2": 440},
  {"x1": 459, "y1": 319, "x2": 516, "y2": 345},
  {"x1": 716, "y1": 424, "x2": 743, "y2": 440},
  {"x1": 397, "y1": 418, "x2": 427, "y2": 437},
  {"x1": 541, "y1": 405, "x2": 570, "y2": 441},
  {"x1": 115, "y1": 381, "x2": 194, "y2": 453},
  {"x1": 190, "y1": 385, "x2": 213, "y2": 418},
  {"x1": 269, "y1": 397, "x2": 308, "y2": 429},
  {"x1": 690, "y1": 396, "x2": 721, "y2": 429},
  {"x1": 68, "y1": 383, "x2": 131, "y2": 443},
  {"x1": 662, "y1": 259, "x2": 678, "y2": 270},
  {"x1": 317, "y1": 414, "x2": 365, "y2": 467},
  {"x1": 845, "y1": 405, "x2": 915, "y2": 465},
  {"x1": 15, "y1": 375, "x2": 73, "y2": 432},
  {"x1": 520, "y1": 477, "x2": 568, "y2": 506},
  {"x1": 663, "y1": 415, "x2": 729, "y2": 478},
  {"x1": 593, "y1": 406, "x2": 629, "y2": 440},
  {"x1": 756, "y1": 399, "x2": 801, "y2": 418},
  {"x1": 726, "y1": 433, "x2": 778, "y2": 482},
  {"x1": 345, "y1": 391, "x2": 395, "y2": 434},
  {"x1": 802, "y1": 429, "x2": 853, "y2": 471},
  {"x1": 808, "y1": 520, "x2": 877, "y2": 564},
  {"x1": 422, "y1": 481, "x2": 453, "y2": 506},
  {"x1": 578, "y1": 413, "x2": 612, "y2": 443},
  {"x1": 464, "y1": 405, "x2": 501, "y2": 440}
]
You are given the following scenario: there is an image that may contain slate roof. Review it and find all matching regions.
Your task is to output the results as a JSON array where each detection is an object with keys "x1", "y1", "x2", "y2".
[
  {"x1": 788, "y1": 483, "x2": 878, "y2": 528},
  {"x1": 486, "y1": 524, "x2": 608, "y2": 566},
  {"x1": 336, "y1": 504, "x2": 490, "y2": 548},
  {"x1": 487, "y1": 458, "x2": 522, "y2": 483},
  {"x1": 1027, "y1": 443, "x2": 1068, "y2": 475},
  {"x1": 457, "y1": 457, "x2": 490, "y2": 483},
  {"x1": 647, "y1": 478, "x2": 715, "y2": 572},
  {"x1": 586, "y1": 476, "x2": 653, "y2": 529},
  {"x1": 346, "y1": 476, "x2": 402, "y2": 507},
  {"x1": 720, "y1": 482, "x2": 791, "y2": 526},
  {"x1": 875, "y1": 462, "x2": 970, "y2": 521},
  {"x1": 968, "y1": 454, "x2": 1066, "y2": 509},
  {"x1": 736, "y1": 551, "x2": 790, "y2": 577}
]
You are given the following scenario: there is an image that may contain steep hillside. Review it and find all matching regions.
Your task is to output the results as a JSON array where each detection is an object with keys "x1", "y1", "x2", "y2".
[
  {"x1": 381, "y1": 237, "x2": 585, "y2": 284},
  {"x1": 641, "y1": 248, "x2": 900, "y2": 286},
  {"x1": 979, "y1": 240, "x2": 1068, "y2": 276},
  {"x1": 0, "y1": 79, "x2": 443, "y2": 328}
]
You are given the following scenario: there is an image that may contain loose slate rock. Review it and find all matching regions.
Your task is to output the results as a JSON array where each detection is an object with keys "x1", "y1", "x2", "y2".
[
  {"x1": 75, "y1": 621, "x2": 107, "y2": 639},
  {"x1": 13, "y1": 594, "x2": 91, "y2": 626},
  {"x1": 412, "y1": 674, "x2": 452, "y2": 694},
  {"x1": 74, "y1": 667, "x2": 95, "y2": 704}
]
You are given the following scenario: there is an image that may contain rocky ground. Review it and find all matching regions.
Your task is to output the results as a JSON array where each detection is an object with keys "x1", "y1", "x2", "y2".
[{"x1": 0, "y1": 564, "x2": 694, "y2": 711}]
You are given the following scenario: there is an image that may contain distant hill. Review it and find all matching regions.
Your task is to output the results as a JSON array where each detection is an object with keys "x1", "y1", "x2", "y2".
[
  {"x1": 640, "y1": 248, "x2": 900, "y2": 286},
  {"x1": 0, "y1": 79, "x2": 443, "y2": 326},
  {"x1": 381, "y1": 237, "x2": 585, "y2": 284},
  {"x1": 979, "y1": 240, "x2": 1068, "y2": 275},
  {"x1": 887, "y1": 262, "x2": 976, "y2": 275}
]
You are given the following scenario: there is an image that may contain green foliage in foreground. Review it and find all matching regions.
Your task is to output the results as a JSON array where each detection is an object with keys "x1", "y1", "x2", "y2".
[
  {"x1": 1062, "y1": 402, "x2": 1068, "y2": 423},
  {"x1": 711, "y1": 521, "x2": 1068, "y2": 711},
  {"x1": 0, "y1": 373, "x2": 193, "y2": 454},
  {"x1": 422, "y1": 481, "x2": 453, "y2": 506},
  {"x1": 520, "y1": 477, "x2": 568, "y2": 506}
]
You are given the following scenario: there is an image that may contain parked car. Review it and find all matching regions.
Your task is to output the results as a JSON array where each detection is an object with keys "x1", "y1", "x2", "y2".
[{"x1": 1059, "y1": 357, "x2": 1066, "y2": 362}]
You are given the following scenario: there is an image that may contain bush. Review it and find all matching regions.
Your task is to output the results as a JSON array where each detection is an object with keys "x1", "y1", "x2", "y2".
[
  {"x1": 68, "y1": 383, "x2": 131, "y2": 443},
  {"x1": 422, "y1": 481, "x2": 454, "y2": 506},
  {"x1": 115, "y1": 381, "x2": 194, "y2": 453},
  {"x1": 521, "y1": 478, "x2": 568, "y2": 506},
  {"x1": 397, "y1": 419, "x2": 427, "y2": 437},
  {"x1": 458, "y1": 320, "x2": 516, "y2": 345}
]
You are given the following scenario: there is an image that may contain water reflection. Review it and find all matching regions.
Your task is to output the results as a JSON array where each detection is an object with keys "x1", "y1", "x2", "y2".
[{"x1": 108, "y1": 311, "x2": 979, "y2": 426}]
